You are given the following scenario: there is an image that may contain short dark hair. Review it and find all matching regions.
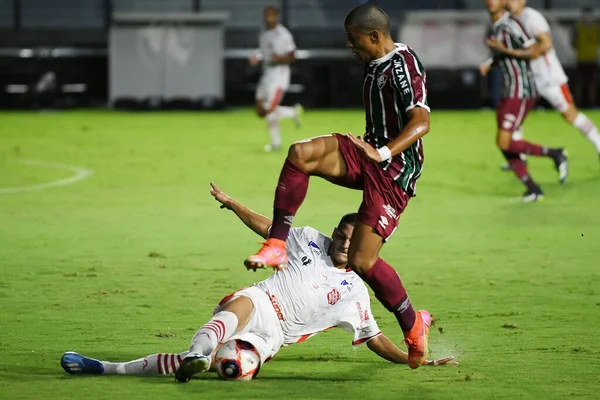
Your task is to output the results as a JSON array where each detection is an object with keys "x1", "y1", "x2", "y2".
[
  {"x1": 344, "y1": 3, "x2": 390, "y2": 35},
  {"x1": 264, "y1": 5, "x2": 280, "y2": 15},
  {"x1": 337, "y1": 212, "x2": 358, "y2": 229}
]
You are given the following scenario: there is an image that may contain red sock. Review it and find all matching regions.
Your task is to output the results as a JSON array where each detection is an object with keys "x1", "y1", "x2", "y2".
[
  {"x1": 361, "y1": 258, "x2": 416, "y2": 332},
  {"x1": 503, "y1": 151, "x2": 540, "y2": 191},
  {"x1": 269, "y1": 158, "x2": 309, "y2": 241},
  {"x1": 507, "y1": 140, "x2": 547, "y2": 156}
]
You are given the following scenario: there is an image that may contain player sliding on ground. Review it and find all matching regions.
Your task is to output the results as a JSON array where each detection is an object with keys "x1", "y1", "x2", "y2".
[
  {"x1": 60, "y1": 183, "x2": 457, "y2": 381},
  {"x1": 480, "y1": 0, "x2": 568, "y2": 202},
  {"x1": 245, "y1": 3, "x2": 432, "y2": 368}
]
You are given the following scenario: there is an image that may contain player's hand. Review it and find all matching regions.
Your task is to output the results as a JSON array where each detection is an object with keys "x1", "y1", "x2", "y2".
[
  {"x1": 486, "y1": 38, "x2": 507, "y2": 53},
  {"x1": 423, "y1": 356, "x2": 458, "y2": 366},
  {"x1": 249, "y1": 56, "x2": 260, "y2": 66},
  {"x1": 479, "y1": 63, "x2": 491, "y2": 76},
  {"x1": 209, "y1": 182, "x2": 232, "y2": 210},
  {"x1": 345, "y1": 133, "x2": 383, "y2": 163}
]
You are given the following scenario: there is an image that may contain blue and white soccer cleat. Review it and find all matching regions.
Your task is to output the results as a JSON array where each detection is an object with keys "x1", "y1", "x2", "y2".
[{"x1": 61, "y1": 351, "x2": 105, "y2": 375}]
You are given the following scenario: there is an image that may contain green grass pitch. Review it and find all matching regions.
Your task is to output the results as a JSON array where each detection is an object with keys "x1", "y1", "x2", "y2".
[{"x1": 0, "y1": 109, "x2": 599, "y2": 399}]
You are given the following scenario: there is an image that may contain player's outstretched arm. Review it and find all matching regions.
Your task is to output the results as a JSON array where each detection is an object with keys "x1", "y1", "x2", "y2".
[
  {"x1": 209, "y1": 182, "x2": 271, "y2": 239},
  {"x1": 366, "y1": 335, "x2": 457, "y2": 366}
]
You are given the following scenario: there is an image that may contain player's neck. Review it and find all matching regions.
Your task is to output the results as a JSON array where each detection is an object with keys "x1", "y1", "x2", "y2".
[
  {"x1": 372, "y1": 39, "x2": 398, "y2": 61},
  {"x1": 491, "y1": 10, "x2": 505, "y2": 23}
]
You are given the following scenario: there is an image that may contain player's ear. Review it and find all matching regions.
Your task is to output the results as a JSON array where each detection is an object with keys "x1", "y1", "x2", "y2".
[{"x1": 370, "y1": 30, "x2": 379, "y2": 43}]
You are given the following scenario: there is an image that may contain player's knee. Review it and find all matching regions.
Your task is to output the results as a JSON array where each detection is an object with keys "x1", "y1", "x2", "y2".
[
  {"x1": 255, "y1": 104, "x2": 267, "y2": 117},
  {"x1": 348, "y1": 253, "x2": 378, "y2": 276},
  {"x1": 287, "y1": 142, "x2": 311, "y2": 165},
  {"x1": 497, "y1": 135, "x2": 511, "y2": 151}
]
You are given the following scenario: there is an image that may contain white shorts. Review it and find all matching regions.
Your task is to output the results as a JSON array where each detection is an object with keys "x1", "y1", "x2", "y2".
[
  {"x1": 255, "y1": 72, "x2": 290, "y2": 112},
  {"x1": 213, "y1": 286, "x2": 284, "y2": 364},
  {"x1": 538, "y1": 83, "x2": 574, "y2": 113}
]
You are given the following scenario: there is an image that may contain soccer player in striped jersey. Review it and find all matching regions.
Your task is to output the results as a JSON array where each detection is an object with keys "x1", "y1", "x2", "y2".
[
  {"x1": 480, "y1": 0, "x2": 568, "y2": 202},
  {"x1": 506, "y1": 0, "x2": 600, "y2": 162},
  {"x1": 59, "y1": 184, "x2": 456, "y2": 380},
  {"x1": 245, "y1": 4, "x2": 432, "y2": 368}
]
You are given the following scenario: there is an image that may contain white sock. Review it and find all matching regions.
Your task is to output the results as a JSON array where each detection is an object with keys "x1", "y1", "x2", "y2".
[
  {"x1": 189, "y1": 311, "x2": 238, "y2": 356},
  {"x1": 266, "y1": 113, "x2": 281, "y2": 148},
  {"x1": 102, "y1": 352, "x2": 189, "y2": 375},
  {"x1": 573, "y1": 112, "x2": 600, "y2": 152},
  {"x1": 512, "y1": 127, "x2": 524, "y2": 140},
  {"x1": 275, "y1": 106, "x2": 296, "y2": 120}
]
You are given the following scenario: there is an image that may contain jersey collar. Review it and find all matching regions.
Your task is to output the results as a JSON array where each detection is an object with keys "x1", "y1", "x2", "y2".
[
  {"x1": 492, "y1": 12, "x2": 510, "y2": 28},
  {"x1": 369, "y1": 43, "x2": 406, "y2": 67}
]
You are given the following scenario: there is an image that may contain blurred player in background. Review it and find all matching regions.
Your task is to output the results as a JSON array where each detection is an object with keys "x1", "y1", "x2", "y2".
[
  {"x1": 249, "y1": 5, "x2": 303, "y2": 152},
  {"x1": 60, "y1": 183, "x2": 456, "y2": 381},
  {"x1": 504, "y1": 0, "x2": 600, "y2": 163},
  {"x1": 572, "y1": 6, "x2": 599, "y2": 109},
  {"x1": 245, "y1": 4, "x2": 433, "y2": 369},
  {"x1": 481, "y1": 0, "x2": 568, "y2": 202}
]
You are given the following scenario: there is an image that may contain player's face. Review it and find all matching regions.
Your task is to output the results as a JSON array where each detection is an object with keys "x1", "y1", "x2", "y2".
[
  {"x1": 330, "y1": 223, "x2": 354, "y2": 265},
  {"x1": 505, "y1": 0, "x2": 525, "y2": 14},
  {"x1": 263, "y1": 9, "x2": 279, "y2": 29},
  {"x1": 485, "y1": 0, "x2": 504, "y2": 14},
  {"x1": 345, "y1": 27, "x2": 378, "y2": 63}
]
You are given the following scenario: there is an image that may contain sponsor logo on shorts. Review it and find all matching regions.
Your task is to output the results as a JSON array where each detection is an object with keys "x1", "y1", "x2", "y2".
[
  {"x1": 378, "y1": 215, "x2": 389, "y2": 229},
  {"x1": 327, "y1": 289, "x2": 341, "y2": 305},
  {"x1": 301, "y1": 256, "x2": 312, "y2": 266},
  {"x1": 382, "y1": 204, "x2": 397, "y2": 219},
  {"x1": 503, "y1": 113, "x2": 516, "y2": 130}
]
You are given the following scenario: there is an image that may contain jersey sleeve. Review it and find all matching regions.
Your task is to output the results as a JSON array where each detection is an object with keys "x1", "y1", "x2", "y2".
[
  {"x1": 391, "y1": 48, "x2": 429, "y2": 113},
  {"x1": 527, "y1": 10, "x2": 550, "y2": 36},
  {"x1": 336, "y1": 289, "x2": 382, "y2": 346},
  {"x1": 278, "y1": 29, "x2": 296, "y2": 54}
]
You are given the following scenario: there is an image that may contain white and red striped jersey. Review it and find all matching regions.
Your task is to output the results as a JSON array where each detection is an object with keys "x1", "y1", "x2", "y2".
[
  {"x1": 518, "y1": 7, "x2": 568, "y2": 89},
  {"x1": 258, "y1": 23, "x2": 296, "y2": 80},
  {"x1": 255, "y1": 227, "x2": 381, "y2": 346}
]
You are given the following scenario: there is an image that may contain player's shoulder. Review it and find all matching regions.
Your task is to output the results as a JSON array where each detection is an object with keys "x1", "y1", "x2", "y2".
[
  {"x1": 276, "y1": 24, "x2": 293, "y2": 37},
  {"x1": 523, "y1": 7, "x2": 545, "y2": 20},
  {"x1": 287, "y1": 226, "x2": 331, "y2": 253},
  {"x1": 389, "y1": 43, "x2": 425, "y2": 79}
]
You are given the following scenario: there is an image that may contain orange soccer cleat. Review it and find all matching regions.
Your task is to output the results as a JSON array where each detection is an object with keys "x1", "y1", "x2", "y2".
[
  {"x1": 244, "y1": 238, "x2": 288, "y2": 271},
  {"x1": 404, "y1": 310, "x2": 431, "y2": 369}
]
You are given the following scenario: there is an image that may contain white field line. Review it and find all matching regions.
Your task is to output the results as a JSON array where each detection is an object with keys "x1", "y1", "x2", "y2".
[{"x1": 0, "y1": 159, "x2": 94, "y2": 195}]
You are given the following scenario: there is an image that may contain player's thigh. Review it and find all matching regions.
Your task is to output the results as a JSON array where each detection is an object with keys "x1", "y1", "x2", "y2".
[
  {"x1": 496, "y1": 98, "x2": 530, "y2": 148},
  {"x1": 539, "y1": 84, "x2": 573, "y2": 115},
  {"x1": 348, "y1": 167, "x2": 411, "y2": 273}
]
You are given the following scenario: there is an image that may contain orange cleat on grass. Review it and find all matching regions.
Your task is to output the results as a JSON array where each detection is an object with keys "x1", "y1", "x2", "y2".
[
  {"x1": 244, "y1": 238, "x2": 288, "y2": 271},
  {"x1": 404, "y1": 310, "x2": 432, "y2": 369}
]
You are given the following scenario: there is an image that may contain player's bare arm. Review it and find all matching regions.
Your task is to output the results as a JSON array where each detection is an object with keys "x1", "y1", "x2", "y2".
[
  {"x1": 535, "y1": 32, "x2": 553, "y2": 55},
  {"x1": 271, "y1": 51, "x2": 296, "y2": 65},
  {"x1": 366, "y1": 335, "x2": 457, "y2": 366},
  {"x1": 347, "y1": 107, "x2": 430, "y2": 163},
  {"x1": 209, "y1": 182, "x2": 271, "y2": 239},
  {"x1": 486, "y1": 37, "x2": 541, "y2": 60}
]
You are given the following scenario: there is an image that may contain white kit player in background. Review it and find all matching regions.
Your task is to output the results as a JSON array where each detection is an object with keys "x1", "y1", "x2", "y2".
[
  {"x1": 60, "y1": 183, "x2": 456, "y2": 381},
  {"x1": 506, "y1": 0, "x2": 600, "y2": 163},
  {"x1": 249, "y1": 5, "x2": 304, "y2": 152}
]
